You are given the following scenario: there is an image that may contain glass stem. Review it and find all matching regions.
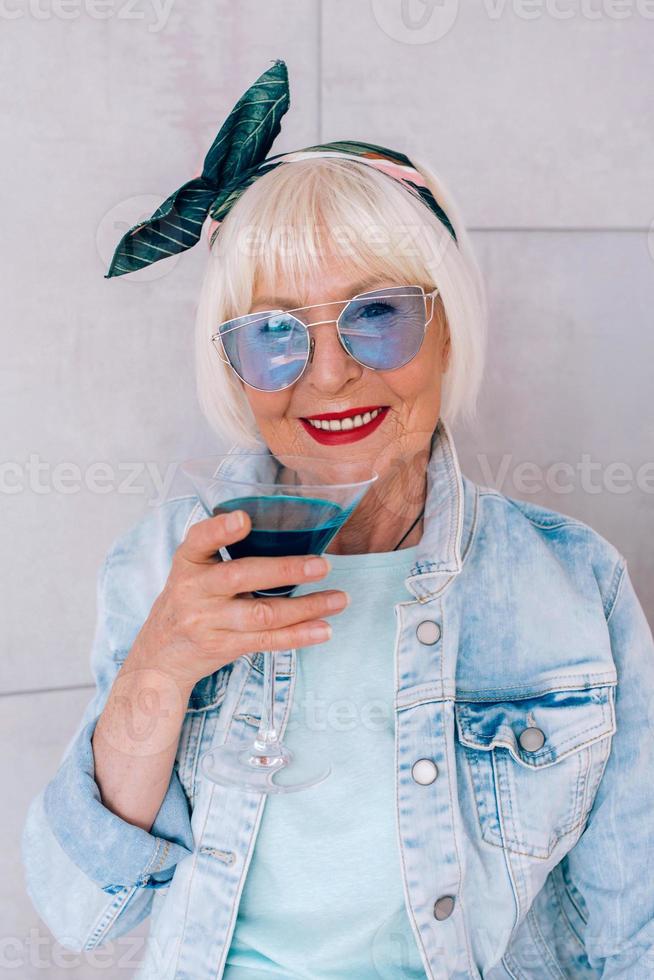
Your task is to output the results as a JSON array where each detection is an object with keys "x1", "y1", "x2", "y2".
[{"x1": 253, "y1": 651, "x2": 279, "y2": 750}]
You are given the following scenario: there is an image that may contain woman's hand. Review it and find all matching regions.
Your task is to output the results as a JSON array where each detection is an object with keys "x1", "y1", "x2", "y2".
[
  {"x1": 92, "y1": 509, "x2": 347, "y2": 833},
  {"x1": 132, "y1": 509, "x2": 348, "y2": 689}
]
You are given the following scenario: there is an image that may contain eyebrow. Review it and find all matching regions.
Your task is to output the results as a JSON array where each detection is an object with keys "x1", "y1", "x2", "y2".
[{"x1": 252, "y1": 276, "x2": 392, "y2": 309}]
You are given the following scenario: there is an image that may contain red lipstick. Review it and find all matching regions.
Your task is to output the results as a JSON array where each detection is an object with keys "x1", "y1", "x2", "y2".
[{"x1": 299, "y1": 406, "x2": 389, "y2": 445}]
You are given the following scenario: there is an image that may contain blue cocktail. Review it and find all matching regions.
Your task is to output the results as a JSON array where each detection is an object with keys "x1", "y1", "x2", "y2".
[
  {"x1": 212, "y1": 495, "x2": 352, "y2": 596},
  {"x1": 181, "y1": 453, "x2": 377, "y2": 794}
]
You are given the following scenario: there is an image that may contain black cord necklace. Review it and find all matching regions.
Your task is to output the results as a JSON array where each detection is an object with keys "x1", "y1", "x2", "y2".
[{"x1": 392, "y1": 503, "x2": 426, "y2": 551}]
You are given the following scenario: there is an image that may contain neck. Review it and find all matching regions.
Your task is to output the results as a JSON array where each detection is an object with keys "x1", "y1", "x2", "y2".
[{"x1": 326, "y1": 465, "x2": 427, "y2": 556}]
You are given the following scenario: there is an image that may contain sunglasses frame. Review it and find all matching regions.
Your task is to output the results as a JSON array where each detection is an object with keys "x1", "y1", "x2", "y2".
[{"x1": 211, "y1": 284, "x2": 440, "y2": 392}]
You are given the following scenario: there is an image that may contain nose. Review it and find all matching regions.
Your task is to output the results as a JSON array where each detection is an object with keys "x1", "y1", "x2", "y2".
[{"x1": 302, "y1": 317, "x2": 363, "y2": 393}]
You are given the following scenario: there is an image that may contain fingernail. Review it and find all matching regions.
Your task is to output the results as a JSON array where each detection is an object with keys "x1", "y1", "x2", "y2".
[
  {"x1": 308, "y1": 623, "x2": 332, "y2": 642},
  {"x1": 326, "y1": 591, "x2": 349, "y2": 611},
  {"x1": 226, "y1": 511, "x2": 244, "y2": 531},
  {"x1": 304, "y1": 557, "x2": 329, "y2": 577}
]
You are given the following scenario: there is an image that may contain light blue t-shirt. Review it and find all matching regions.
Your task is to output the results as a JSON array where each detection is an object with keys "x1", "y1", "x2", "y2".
[{"x1": 224, "y1": 545, "x2": 427, "y2": 979}]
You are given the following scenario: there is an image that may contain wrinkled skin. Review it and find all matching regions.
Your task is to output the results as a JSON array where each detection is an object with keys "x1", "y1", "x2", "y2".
[{"x1": 240, "y1": 251, "x2": 451, "y2": 554}]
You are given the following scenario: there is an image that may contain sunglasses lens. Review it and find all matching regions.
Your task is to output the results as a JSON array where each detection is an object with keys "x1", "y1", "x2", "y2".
[
  {"x1": 339, "y1": 286, "x2": 428, "y2": 370},
  {"x1": 219, "y1": 312, "x2": 309, "y2": 390}
]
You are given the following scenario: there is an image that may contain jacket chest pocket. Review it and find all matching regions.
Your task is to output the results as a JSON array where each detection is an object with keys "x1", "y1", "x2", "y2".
[{"x1": 454, "y1": 685, "x2": 616, "y2": 860}]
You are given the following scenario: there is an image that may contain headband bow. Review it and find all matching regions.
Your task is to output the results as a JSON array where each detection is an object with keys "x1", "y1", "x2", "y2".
[{"x1": 105, "y1": 59, "x2": 456, "y2": 279}]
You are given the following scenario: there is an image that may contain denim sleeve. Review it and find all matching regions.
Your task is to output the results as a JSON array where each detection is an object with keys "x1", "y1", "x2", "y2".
[
  {"x1": 42, "y1": 542, "x2": 195, "y2": 891},
  {"x1": 22, "y1": 790, "x2": 160, "y2": 952},
  {"x1": 43, "y1": 712, "x2": 194, "y2": 892},
  {"x1": 22, "y1": 510, "x2": 199, "y2": 948},
  {"x1": 564, "y1": 560, "x2": 654, "y2": 976}
]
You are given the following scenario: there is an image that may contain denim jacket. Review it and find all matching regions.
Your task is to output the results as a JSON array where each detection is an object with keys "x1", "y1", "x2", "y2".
[{"x1": 22, "y1": 418, "x2": 654, "y2": 979}]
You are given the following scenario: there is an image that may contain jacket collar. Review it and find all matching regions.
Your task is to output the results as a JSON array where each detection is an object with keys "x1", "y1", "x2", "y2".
[{"x1": 404, "y1": 416, "x2": 471, "y2": 602}]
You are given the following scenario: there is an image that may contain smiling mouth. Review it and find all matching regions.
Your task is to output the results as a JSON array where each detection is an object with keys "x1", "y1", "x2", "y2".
[
  {"x1": 304, "y1": 406, "x2": 385, "y2": 431},
  {"x1": 299, "y1": 405, "x2": 390, "y2": 444}
]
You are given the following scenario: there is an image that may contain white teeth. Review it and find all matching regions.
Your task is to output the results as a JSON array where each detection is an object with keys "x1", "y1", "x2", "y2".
[{"x1": 305, "y1": 408, "x2": 384, "y2": 432}]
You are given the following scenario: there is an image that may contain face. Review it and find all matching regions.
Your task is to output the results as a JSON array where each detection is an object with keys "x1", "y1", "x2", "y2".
[{"x1": 238, "y1": 251, "x2": 450, "y2": 494}]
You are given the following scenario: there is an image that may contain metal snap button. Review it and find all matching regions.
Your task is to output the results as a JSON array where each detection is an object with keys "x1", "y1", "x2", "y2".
[
  {"x1": 416, "y1": 620, "x2": 441, "y2": 645},
  {"x1": 433, "y1": 894, "x2": 456, "y2": 920},
  {"x1": 518, "y1": 726, "x2": 546, "y2": 752},
  {"x1": 411, "y1": 758, "x2": 439, "y2": 785}
]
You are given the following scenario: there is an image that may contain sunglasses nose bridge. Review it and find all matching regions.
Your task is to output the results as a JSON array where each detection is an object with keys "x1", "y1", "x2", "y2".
[
  {"x1": 298, "y1": 315, "x2": 357, "y2": 380},
  {"x1": 302, "y1": 304, "x2": 348, "y2": 364}
]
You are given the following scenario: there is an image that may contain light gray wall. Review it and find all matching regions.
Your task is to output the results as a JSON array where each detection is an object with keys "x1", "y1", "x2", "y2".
[{"x1": 3, "y1": 1, "x2": 653, "y2": 971}]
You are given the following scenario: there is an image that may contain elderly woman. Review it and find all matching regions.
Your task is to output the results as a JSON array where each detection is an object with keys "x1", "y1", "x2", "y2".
[{"x1": 23, "y1": 62, "x2": 654, "y2": 979}]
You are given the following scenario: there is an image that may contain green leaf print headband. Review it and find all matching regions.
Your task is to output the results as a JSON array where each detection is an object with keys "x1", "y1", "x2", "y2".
[{"x1": 104, "y1": 59, "x2": 457, "y2": 279}]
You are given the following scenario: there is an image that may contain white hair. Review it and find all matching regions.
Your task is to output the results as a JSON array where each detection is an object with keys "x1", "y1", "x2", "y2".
[{"x1": 194, "y1": 153, "x2": 487, "y2": 447}]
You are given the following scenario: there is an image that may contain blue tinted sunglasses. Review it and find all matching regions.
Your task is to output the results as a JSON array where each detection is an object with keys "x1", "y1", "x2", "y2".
[{"x1": 211, "y1": 284, "x2": 439, "y2": 392}]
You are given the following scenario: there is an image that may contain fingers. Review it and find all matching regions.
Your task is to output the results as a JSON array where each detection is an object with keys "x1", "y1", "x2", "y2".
[
  {"x1": 235, "y1": 617, "x2": 336, "y2": 653},
  {"x1": 178, "y1": 510, "x2": 251, "y2": 565},
  {"x1": 219, "y1": 589, "x2": 350, "y2": 634},
  {"x1": 201, "y1": 553, "x2": 332, "y2": 598}
]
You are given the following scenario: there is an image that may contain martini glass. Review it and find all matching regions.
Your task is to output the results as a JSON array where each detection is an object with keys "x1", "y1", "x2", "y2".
[{"x1": 181, "y1": 452, "x2": 377, "y2": 794}]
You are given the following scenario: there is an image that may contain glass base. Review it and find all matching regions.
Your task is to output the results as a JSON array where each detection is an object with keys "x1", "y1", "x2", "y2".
[{"x1": 200, "y1": 741, "x2": 331, "y2": 795}]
